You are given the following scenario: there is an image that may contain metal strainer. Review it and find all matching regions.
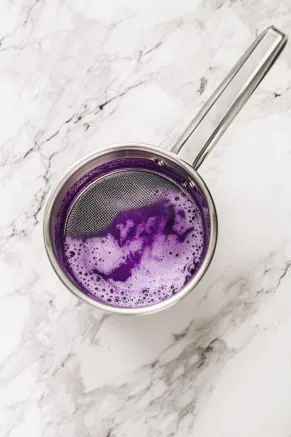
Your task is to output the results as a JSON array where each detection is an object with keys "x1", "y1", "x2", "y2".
[
  {"x1": 44, "y1": 27, "x2": 287, "y2": 315},
  {"x1": 66, "y1": 170, "x2": 184, "y2": 238}
]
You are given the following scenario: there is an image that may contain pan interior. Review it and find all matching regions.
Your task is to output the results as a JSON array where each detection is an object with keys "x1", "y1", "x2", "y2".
[{"x1": 54, "y1": 157, "x2": 211, "y2": 309}]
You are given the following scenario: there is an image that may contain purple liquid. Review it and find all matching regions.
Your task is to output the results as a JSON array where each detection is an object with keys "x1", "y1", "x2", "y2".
[{"x1": 55, "y1": 158, "x2": 210, "y2": 308}]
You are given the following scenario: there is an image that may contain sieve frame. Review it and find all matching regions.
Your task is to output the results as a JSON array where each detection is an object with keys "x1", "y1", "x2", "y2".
[{"x1": 43, "y1": 143, "x2": 218, "y2": 315}]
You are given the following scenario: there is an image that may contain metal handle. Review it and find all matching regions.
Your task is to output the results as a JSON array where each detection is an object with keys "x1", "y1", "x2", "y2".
[{"x1": 172, "y1": 26, "x2": 287, "y2": 170}]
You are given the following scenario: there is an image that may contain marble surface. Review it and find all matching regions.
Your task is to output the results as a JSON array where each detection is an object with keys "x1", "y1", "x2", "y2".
[{"x1": 1, "y1": 1, "x2": 291, "y2": 436}]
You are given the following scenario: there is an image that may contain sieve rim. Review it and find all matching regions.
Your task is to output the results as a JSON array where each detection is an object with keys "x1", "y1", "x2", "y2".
[{"x1": 43, "y1": 143, "x2": 218, "y2": 315}]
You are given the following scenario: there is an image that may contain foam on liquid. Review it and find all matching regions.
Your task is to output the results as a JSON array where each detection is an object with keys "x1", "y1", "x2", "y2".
[{"x1": 64, "y1": 189, "x2": 205, "y2": 308}]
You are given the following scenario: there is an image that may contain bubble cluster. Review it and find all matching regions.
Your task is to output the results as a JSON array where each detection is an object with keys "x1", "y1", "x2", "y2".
[{"x1": 64, "y1": 188, "x2": 205, "y2": 308}]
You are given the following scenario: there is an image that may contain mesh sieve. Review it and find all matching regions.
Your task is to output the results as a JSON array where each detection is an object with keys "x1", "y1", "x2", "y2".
[{"x1": 65, "y1": 170, "x2": 187, "y2": 238}]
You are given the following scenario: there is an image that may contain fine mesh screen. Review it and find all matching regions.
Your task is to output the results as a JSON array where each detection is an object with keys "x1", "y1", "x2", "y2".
[{"x1": 65, "y1": 170, "x2": 184, "y2": 238}]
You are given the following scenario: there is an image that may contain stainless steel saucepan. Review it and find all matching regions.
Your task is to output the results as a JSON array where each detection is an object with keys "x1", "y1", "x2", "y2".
[{"x1": 44, "y1": 27, "x2": 287, "y2": 315}]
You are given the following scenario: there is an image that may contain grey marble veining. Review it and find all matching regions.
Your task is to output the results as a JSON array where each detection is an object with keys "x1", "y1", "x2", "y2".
[{"x1": 1, "y1": 1, "x2": 291, "y2": 436}]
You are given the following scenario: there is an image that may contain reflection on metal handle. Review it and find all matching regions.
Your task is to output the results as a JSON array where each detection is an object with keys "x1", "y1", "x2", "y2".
[{"x1": 172, "y1": 26, "x2": 287, "y2": 170}]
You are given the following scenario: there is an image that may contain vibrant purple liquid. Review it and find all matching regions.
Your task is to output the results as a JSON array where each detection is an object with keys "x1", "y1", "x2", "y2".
[
  {"x1": 55, "y1": 158, "x2": 210, "y2": 308},
  {"x1": 63, "y1": 190, "x2": 205, "y2": 307}
]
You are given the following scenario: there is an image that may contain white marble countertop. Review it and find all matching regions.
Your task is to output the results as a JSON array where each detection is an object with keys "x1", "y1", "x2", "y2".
[{"x1": 1, "y1": 1, "x2": 291, "y2": 436}]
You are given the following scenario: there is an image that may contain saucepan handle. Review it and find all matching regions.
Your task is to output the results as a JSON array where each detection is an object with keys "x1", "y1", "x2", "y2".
[{"x1": 172, "y1": 26, "x2": 287, "y2": 170}]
